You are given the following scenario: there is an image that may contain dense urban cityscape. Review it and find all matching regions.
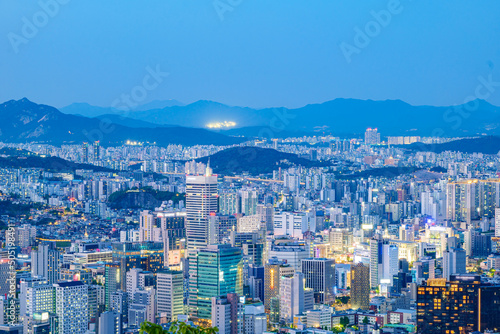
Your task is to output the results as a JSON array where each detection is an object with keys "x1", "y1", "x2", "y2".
[
  {"x1": 2, "y1": 1, "x2": 500, "y2": 334},
  {"x1": 0, "y1": 125, "x2": 500, "y2": 334}
]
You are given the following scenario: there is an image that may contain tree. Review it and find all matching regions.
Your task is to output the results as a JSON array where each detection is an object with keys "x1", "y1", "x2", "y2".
[
  {"x1": 362, "y1": 316, "x2": 369, "y2": 324},
  {"x1": 140, "y1": 321, "x2": 218, "y2": 334},
  {"x1": 339, "y1": 316, "x2": 349, "y2": 328}
]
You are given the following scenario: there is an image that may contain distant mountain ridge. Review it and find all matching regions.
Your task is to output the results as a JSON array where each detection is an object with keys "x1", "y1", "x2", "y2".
[
  {"x1": 0, "y1": 99, "x2": 244, "y2": 146},
  {"x1": 61, "y1": 98, "x2": 500, "y2": 137}
]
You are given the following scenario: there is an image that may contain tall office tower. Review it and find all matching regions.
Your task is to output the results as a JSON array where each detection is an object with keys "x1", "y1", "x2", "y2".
[
  {"x1": 156, "y1": 270, "x2": 184, "y2": 322},
  {"x1": 240, "y1": 190, "x2": 258, "y2": 216},
  {"x1": 82, "y1": 142, "x2": 89, "y2": 163},
  {"x1": 417, "y1": 275, "x2": 491, "y2": 334},
  {"x1": 93, "y1": 141, "x2": 100, "y2": 161},
  {"x1": 369, "y1": 238, "x2": 381, "y2": 288},
  {"x1": 369, "y1": 238, "x2": 398, "y2": 287},
  {"x1": 112, "y1": 242, "x2": 164, "y2": 290},
  {"x1": 105, "y1": 262, "x2": 121, "y2": 311},
  {"x1": 157, "y1": 211, "x2": 186, "y2": 267},
  {"x1": 98, "y1": 311, "x2": 121, "y2": 334},
  {"x1": 219, "y1": 191, "x2": 240, "y2": 215},
  {"x1": 301, "y1": 258, "x2": 336, "y2": 304},
  {"x1": 54, "y1": 281, "x2": 88, "y2": 334},
  {"x1": 257, "y1": 204, "x2": 274, "y2": 232},
  {"x1": 189, "y1": 244, "x2": 243, "y2": 323},
  {"x1": 139, "y1": 211, "x2": 155, "y2": 242},
  {"x1": 247, "y1": 265, "x2": 265, "y2": 301},
  {"x1": 19, "y1": 277, "x2": 54, "y2": 319},
  {"x1": 350, "y1": 263, "x2": 370, "y2": 310},
  {"x1": 186, "y1": 165, "x2": 218, "y2": 253},
  {"x1": 382, "y1": 243, "x2": 399, "y2": 285},
  {"x1": 442, "y1": 247, "x2": 466, "y2": 280},
  {"x1": 208, "y1": 214, "x2": 237, "y2": 244},
  {"x1": 264, "y1": 259, "x2": 295, "y2": 311},
  {"x1": 211, "y1": 293, "x2": 239, "y2": 334},
  {"x1": 31, "y1": 243, "x2": 60, "y2": 285},
  {"x1": 364, "y1": 128, "x2": 380, "y2": 145},
  {"x1": 279, "y1": 273, "x2": 314, "y2": 323}
]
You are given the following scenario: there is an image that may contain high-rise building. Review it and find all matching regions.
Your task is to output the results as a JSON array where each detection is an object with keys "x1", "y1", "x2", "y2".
[
  {"x1": 416, "y1": 275, "x2": 495, "y2": 334},
  {"x1": 208, "y1": 214, "x2": 237, "y2": 244},
  {"x1": 93, "y1": 141, "x2": 100, "y2": 161},
  {"x1": 279, "y1": 273, "x2": 314, "y2": 323},
  {"x1": 369, "y1": 238, "x2": 398, "y2": 287},
  {"x1": 53, "y1": 281, "x2": 88, "y2": 334},
  {"x1": 301, "y1": 258, "x2": 336, "y2": 304},
  {"x1": 364, "y1": 128, "x2": 380, "y2": 145},
  {"x1": 496, "y1": 208, "x2": 500, "y2": 237},
  {"x1": 211, "y1": 293, "x2": 239, "y2": 334},
  {"x1": 273, "y1": 212, "x2": 308, "y2": 239},
  {"x1": 350, "y1": 263, "x2": 370, "y2": 310},
  {"x1": 156, "y1": 269, "x2": 183, "y2": 322},
  {"x1": 105, "y1": 262, "x2": 120, "y2": 311},
  {"x1": 98, "y1": 311, "x2": 121, "y2": 334},
  {"x1": 186, "y1": 165, "x2": 218, "y2": 253},
  {"x1": 112, "y1": 242, "x2": 164, "y2": 290},
  {"x1": 442, "y1": 247, "x2": 466, "y2": 280},
  {"x1": 19, "y1": 277, "x2": 54, "y2": 319},
  {"x1": 82, "y1": 142, "x2": 89, "y2": 163},
  {"x1": 157, "y1": 211, "x2": 186, "y2": 267},
  {"x1": 446, "y1": 179, "x2": 500, "y2": 223},
  {"x1": 264, "y1": 258, "x2": 295, "y2": 311},
  {"x1": 240, "y1": 190, "x2": 258, "y2": 216},
  {"x1": 219, "y1": 192, "x2": 240, "y2": 216},
  {"x1": 256, "y1": 204, "x2": 274, "y2": 232},
  {"x1": 31, "y1": 243, "x2": 60, "y2": 285},
  {"x1": 189, "y1": 244, "x2": 243, "y2": 323}
]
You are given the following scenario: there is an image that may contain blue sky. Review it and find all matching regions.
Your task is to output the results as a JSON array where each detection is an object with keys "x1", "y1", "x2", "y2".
[{"x1": 1, "y1": 0, "x2": 499, "y2": 109}]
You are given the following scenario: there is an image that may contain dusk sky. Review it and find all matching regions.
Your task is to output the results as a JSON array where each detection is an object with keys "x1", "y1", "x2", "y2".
[{"x1": 1, "y1": 0, "x2": 500, "y2": 109}]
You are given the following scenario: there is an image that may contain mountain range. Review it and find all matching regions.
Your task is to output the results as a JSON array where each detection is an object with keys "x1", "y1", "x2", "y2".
[
  {"x1": 61, "y1": 98, "x2": 500, "y2": 137},
  {"x1": 0, "y1": 99, "x2": 243, "y2": 146}
]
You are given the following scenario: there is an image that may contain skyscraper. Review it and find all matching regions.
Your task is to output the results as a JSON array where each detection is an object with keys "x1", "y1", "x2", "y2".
[
  {"x1": 417, "y1": 275, "x2": 483, "y2": 334},
  {"x1": 54, "y1": 281, "x2": 88, "y2": 334},
  {"x1": 186, "y1": 165, "x2": 218, "y2": 253},
  {"x1": 301, "y1": 258, "x2": 336, "y2": 304},
  {"x1": 279, "y1": 273, "x2": 314, "y2": 323},
  {"x1": 442, "y1": 247, "x2": 466, "y2": 280},
  {"x1": 31, "y1": 243, "x2": 60, "y2": 285},
  {"x1": 189, "y1": 244, "x2": 243, "y2": 323},
  {"x1": 105, "y1": 262, "x2": 120, "y2": 311},
  {"x1": 264, "y1": 258, "x2": 295, "y2": 312},
  {"x1": 156, "y1": 269, "x2": 184, "y2": 322},
  {"x1": 350, "y1": 263, "x2": 370, "y2": 310}
]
